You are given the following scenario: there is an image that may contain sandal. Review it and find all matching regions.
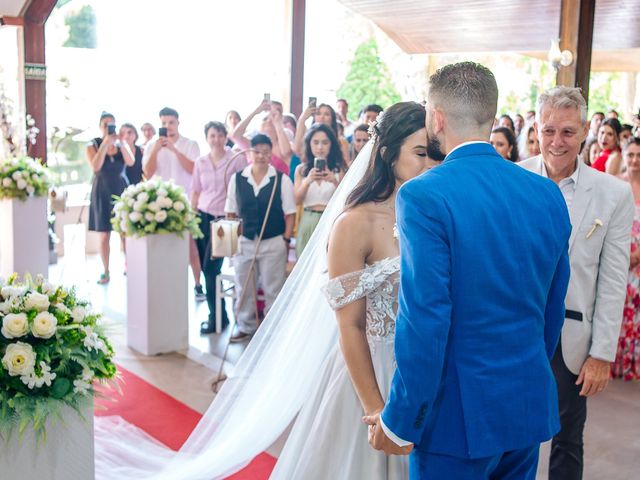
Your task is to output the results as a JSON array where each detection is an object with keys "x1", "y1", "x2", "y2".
[{"x1": 97, "y1": 273, "x2": 110, "y2": 285}]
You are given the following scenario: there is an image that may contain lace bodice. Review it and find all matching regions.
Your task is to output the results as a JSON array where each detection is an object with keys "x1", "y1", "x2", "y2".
[{"x1": 323, "y1": 257, "x2": 400, "y2": 343}]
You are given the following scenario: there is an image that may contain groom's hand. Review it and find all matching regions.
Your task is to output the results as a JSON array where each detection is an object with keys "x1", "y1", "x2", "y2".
[{"x1": 362, "y1": 413, "x2": 414, "y2": 456}]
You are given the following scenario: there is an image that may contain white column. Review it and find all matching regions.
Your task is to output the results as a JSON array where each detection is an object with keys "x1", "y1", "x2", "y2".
[
  {"x1": 0, "y1": 401, "x2": 94, "y2": 480},
  {"x1": 126, "y1": 233, "x2": 189, "y2": 355},
  {"x1": 0, "y1": 196, "x2": 49, "y2": 279}
]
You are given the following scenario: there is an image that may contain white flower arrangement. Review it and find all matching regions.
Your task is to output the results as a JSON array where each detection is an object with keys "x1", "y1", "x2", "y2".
[
  {"x1": 111, "y1": 177, "x2": 202, "y2": 238},
  {"x1": 0, "y1": 274, "x2": 117, "y2": 441},
  {"x1": 0, "y1": 156, "x2": 50, "y2": 200}
]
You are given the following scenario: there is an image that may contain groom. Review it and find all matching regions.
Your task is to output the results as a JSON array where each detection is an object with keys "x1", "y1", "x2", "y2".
[{"x1": 364, "y1": 62, "x2": 572, "y2": 478}]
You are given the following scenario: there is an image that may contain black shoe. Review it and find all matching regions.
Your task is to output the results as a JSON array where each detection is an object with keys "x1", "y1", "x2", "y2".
[
  {"x1": 194, "y1": 285, "x2": 206, "y2": 302},
  {"x1": 200, "y1": 316, "x2": 229, "y2": 335},
  {"x1": 200, "y1": 321, "x2": 215, "y2": 334}
]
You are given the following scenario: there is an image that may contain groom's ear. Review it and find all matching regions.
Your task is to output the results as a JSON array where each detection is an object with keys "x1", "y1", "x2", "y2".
[{"x1": 432, "y1": 108, "x2": 445, "y2": 135}]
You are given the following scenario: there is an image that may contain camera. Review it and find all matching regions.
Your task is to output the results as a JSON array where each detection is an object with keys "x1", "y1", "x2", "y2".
[
  {"x1": 264, "y1": 93, "x2": 271, "y2": 102},
  {"x1": 309, "y1": 96, "x2": 317, "y2": 107},
  {"x1": 107, "y1": 123, "x2": 116, "y2": 135},
  {"x1": 314, "y1": 157, "x2": 326, "y2": 171},
  {"x1": 158, "y1": 127, "x2": 168, "y2": 137}
]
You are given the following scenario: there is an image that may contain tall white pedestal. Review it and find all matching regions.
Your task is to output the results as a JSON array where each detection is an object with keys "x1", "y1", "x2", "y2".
[
  {"x1": 0, "y1": 402, "x2": 95, "y2": 480},
  {"x1": 126, "y1": 233, "x2": 189, "y2": 355},
  {"x1": 0, "y1": 196, "x2": 49, "y2": 278}
]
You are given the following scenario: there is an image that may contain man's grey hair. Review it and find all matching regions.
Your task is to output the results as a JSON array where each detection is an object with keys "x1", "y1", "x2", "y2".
[
  {"x1": 537, "y1": 87, "x2": 587, "y2": 125},
  {"x1": 427, "y1": 62, "x2": 498, "y2": 135}
]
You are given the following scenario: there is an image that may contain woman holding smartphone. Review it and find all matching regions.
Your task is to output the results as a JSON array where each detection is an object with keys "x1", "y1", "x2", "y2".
[
  {"x1": 294, "y1": 123, "x2": 344, "y2": 256},
  {"x1": 86, "y1": 112, "x2": 134, "y2": 284}
]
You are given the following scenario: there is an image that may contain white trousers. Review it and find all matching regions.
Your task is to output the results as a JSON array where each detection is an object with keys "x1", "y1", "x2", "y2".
[{"x1": 233, "y1": 235, "x2": 287, "y2": 334}]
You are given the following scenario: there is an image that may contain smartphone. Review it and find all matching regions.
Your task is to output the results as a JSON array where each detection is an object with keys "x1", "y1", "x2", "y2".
[
  {"x1": 308, "y1": 96, "x2": 317, "y2": 107},
  {"x1": 314, "y1": 157, "x2": 326, "y2": 171},
  {"x1": 158, "y1": 127, "x2": 168, "y2": 137},
  {"x1": 107, "y1": 123, "x2": 116, "y2": 135},
  {"x1": 264, "y1": 93, "x2": 271, "y2": 103}
]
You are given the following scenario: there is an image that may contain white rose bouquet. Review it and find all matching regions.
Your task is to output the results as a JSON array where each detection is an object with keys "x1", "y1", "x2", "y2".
[
  {"x1": 111, "y1": 177, "x2": 202, "y2": 238},
  {"x1": 0, "y1": 156, "x2": 51, "y2": 200},
  {"x1": 0, "y1": 274, "x2": 117, "y2": 440}
]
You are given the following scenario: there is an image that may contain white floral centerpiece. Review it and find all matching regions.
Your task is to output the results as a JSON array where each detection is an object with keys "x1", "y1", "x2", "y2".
[
  {"x1": 111, "y1": 177, "x2": 202, "y2": 238},
  {"x1": 0, "y1": 156, "x2": 50, "y2": 201},
  {"x1": 0, "y1": 274, "x2": 116, "y2": 441}
]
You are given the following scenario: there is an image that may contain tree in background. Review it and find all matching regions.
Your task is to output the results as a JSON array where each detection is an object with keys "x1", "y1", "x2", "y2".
[
  {"x1": 63, "y1": 5, "x2": 97, "y2": 49},
  {"x1": 588, "y1": 72, "x2": 621, "y2": 118},
  {"x1": 337, "y1": 38, "x2": 401, "y2": 118}
]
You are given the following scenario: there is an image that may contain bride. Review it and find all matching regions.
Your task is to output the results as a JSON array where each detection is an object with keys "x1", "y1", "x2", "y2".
[{"x1": 95, "y1": 101, "x2": 438, "y2": 479}]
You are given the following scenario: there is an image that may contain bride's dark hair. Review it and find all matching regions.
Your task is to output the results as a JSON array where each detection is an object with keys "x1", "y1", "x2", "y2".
[{"x1": 345, "y1": 101, "x2": 426, "y2": 209}]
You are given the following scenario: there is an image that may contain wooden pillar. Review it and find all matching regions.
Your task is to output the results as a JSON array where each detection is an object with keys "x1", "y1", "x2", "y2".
[
  {"x1": 23, "y1": 0, "x2": 57, "y2": 163},
  {"x1": 556, "y1": 0, "x2": 596, "y2": 104},
  {"x1": 289, "y1": 0, "x2": 305, "y2": 118}
]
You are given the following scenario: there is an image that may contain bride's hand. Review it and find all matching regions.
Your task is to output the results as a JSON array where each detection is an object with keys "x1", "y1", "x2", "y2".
[{"x1": 362, "y1": 412, "x2": 414, "y2": 456}]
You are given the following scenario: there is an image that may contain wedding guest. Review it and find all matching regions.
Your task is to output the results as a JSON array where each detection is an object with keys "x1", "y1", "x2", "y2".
[
  {"x1": 230, "y1": 99, "x2": 292, "y2": 174},
  {"x1": 283, "y1": 114, "x2": 297, "y2": 136},
  {"x1": 360, "y1": 104, "x2": 383, "y2": 126},
  {"x1": 142, "y1": 107, "x2": 205, "y2": 301},
  {"x1": 514, "y1": 113, "x2": 525, "y2": 137},
  {"x1": 608, "y1": 109, "x2": 619, "y2": 119},
  {"x1": 295, "y1": 103, "x2": 350, "y2": 162},
  {"x1": 336, "y1": 98, "x2": 355, "y2": 137},
  {"x1": 586, "y1": 111, "x2": 605, "y2": 144},
  {"x1": 86, "y1": 112, "x2": 135, "y2": 284},
  {"x1": 520, "y1": 87, "x2": 634, "y2": 480},
  {"x1": 591, "y1": 118, "x2": 622, "y2": 175},
  {"x1": 139, "y1": 122, "x2": 156, "y2": 151},
  {"x1": 498, "y1": 114, "x2": 515, "y2": 133},
  {"x1": 225, "y1": 110, "x2": 241, "y2": 148},
  {"x1": 612, "y1": 138, "x2": 640, "y2": 381},
  {"x1": 620, "y1": 124, "x2": 633, "y2": 149},
  {"x1": 225, "y1": 134, "x2": 295, "y2": 343},
  {"x1": 294, "y1": 124, "x2": 344, "y2": 256},
  {"x1": 119, "y1": 123, "x2": 144, "y2": 184},
  {"x1": 490, "y1": 127, "x2": 518, "y2": 162},
  {"x1": 349, "y1": 124, "x2": 370, "y2": 167},
  {"x1": 191, "y1": 121, "x2": 248, "y2": 334},
  {"x1": 517, "y1": 124, "x2": 541, "y2": 161},
  {"x1": 525, "y1": 110, "x2": 536, "y2": 122}
]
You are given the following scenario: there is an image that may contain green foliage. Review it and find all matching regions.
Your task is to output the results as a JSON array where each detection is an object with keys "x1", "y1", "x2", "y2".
[
  {"x1": 588, "y1": 72, "x2": 621, "y2": 117},
  {"x1": 0, "y1": 275, "x2": 117, "y2": 442},
  {"x1": 337, "y1": 38, "x2": 401, "y2": 117},
  {"x1": 63, "y1": 5, "x2": 97, "y2": 49}
]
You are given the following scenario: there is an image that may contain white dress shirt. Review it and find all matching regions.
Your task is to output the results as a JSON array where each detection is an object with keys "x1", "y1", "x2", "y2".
[
  {"x1": 224, "y1": 164, "x2": 296, "y2": 216},
  {"x1": 142, "y1": 135, "x2": 200, "y2": 195},
  {"x1": 540, "y1": 159, "x2": 580, "y2": 210}
]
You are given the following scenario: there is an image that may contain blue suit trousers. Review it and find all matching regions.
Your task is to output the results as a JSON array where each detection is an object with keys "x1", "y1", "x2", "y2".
[{"x1": 409, "y1": 445, "x2": 539, "y2": 480}]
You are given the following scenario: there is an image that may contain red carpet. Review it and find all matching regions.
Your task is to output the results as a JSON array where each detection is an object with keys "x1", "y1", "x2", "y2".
[{"x1": 95, "y1": 365, "x2": 276, "y2": 479}]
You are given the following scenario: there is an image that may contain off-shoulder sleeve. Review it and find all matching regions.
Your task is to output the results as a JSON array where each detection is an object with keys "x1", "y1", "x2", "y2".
[{"x1": 322, "y1": 257, "x2": 400, "y2": 310}]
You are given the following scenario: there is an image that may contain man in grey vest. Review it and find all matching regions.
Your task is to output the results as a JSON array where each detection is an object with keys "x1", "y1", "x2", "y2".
[{"x1": 225, "y1": 134, "x2": 296, "y2": 342}]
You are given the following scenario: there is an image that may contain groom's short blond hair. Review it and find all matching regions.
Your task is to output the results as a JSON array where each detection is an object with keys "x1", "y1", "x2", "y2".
[{"x1": 427, "y1": 62, "x2": 498, "y2": 136}]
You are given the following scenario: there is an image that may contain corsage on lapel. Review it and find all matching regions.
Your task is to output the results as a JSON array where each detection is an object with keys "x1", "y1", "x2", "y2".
[{"x1": 586, "y1": 218, "x2": 603, "y2": 239}]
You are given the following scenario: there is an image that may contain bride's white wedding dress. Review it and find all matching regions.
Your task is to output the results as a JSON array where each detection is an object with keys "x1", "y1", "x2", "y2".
[{"x1": 270, "y1": 256, "x2": 408, "y2": 479}]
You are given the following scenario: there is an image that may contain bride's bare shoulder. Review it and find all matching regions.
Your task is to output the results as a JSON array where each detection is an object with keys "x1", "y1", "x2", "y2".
[{"x1": 328, "y1": 206, "x2": 375, "y2": 261}]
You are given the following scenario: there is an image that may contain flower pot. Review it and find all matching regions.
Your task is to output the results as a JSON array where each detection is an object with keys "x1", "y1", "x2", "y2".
[
  {"x1": 0, "y1": 401, "x2": 95, "y2": 480},
  {"x1": 0, "y1": 196, "x2": 49, "y2": 278},
  {"x1": 126, "y1": 233, "x2": 189, "y2": 355}
]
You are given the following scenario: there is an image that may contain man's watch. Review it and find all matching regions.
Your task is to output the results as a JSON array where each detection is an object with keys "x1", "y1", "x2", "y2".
[{"x1": 283, "y1": 236, "x2": 291, "y2": 244}]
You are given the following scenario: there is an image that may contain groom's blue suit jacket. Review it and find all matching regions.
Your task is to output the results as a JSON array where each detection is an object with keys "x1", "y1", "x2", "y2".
[{"x1": 382, "y1": 142, "x2": 571, "y2": 459}]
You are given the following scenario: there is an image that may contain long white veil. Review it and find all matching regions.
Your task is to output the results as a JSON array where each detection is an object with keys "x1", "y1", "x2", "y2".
[{"x1": 95, "y1": 139, "x2": 375, "y2": 480}]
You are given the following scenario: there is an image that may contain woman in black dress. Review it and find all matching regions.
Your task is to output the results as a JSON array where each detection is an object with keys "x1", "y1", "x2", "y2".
[
  {"x1": 86, "y1": 112, "x2": 134, "y2": 284},
  {"x1": 119, "y1": 123, "x2": 144, "y2": 184}
]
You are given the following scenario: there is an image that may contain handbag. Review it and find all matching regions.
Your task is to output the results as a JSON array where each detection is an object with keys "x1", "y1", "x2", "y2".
[
  {"x1": 209, "y1": 150, "x2": 278, "y2": 259},
  {"x1": 211, "y1": 218, "x2": 242, "y2": 257}
]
